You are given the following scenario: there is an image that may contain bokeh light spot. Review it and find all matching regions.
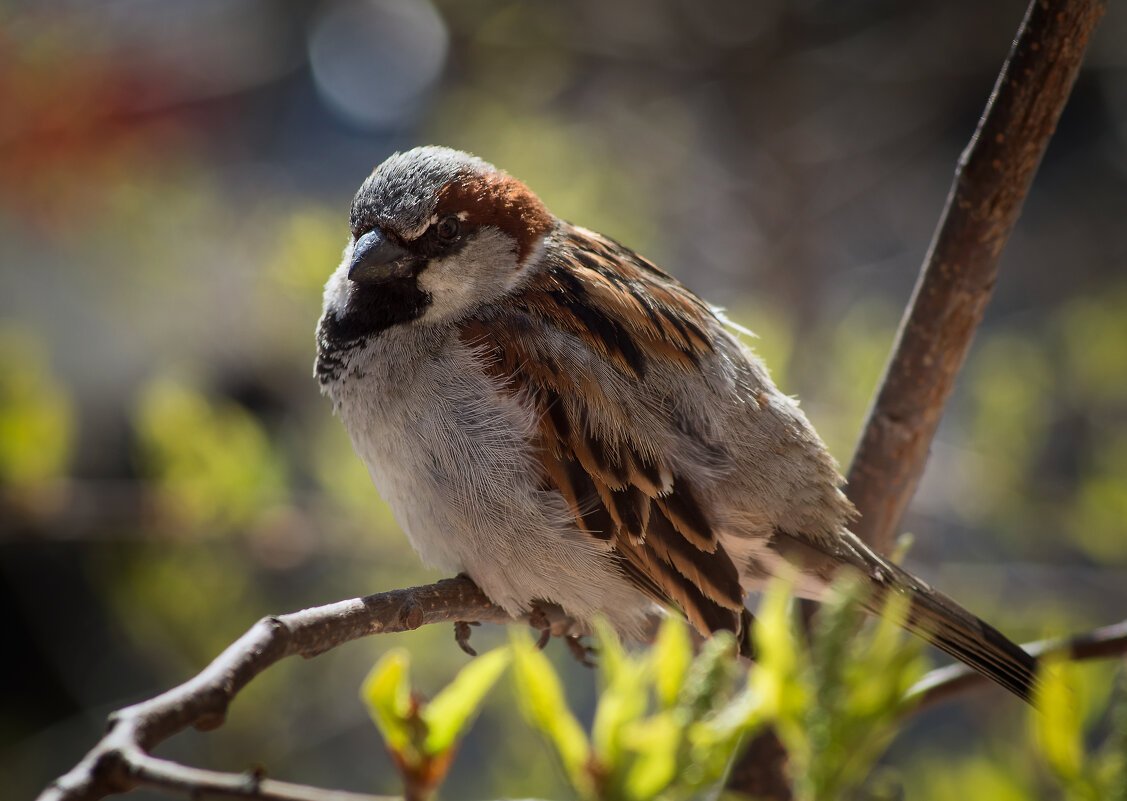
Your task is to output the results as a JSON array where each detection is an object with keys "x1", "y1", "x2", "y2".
[{"x1": 309, "y1": 0, "x2": 448, "y2": 129}]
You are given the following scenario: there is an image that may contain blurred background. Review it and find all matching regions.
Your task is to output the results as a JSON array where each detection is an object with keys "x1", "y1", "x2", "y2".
[{"x1": 2, "y1": 0, "x2": 1125, "y2": 798}]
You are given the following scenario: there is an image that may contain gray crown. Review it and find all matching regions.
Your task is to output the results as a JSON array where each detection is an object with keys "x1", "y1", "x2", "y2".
[{"x1": 350, "y1": 146, "x2": 497, "y2": 237}]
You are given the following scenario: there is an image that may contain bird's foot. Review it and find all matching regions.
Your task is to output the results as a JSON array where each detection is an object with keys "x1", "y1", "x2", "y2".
[
  {"x1": 564, "y1": 635, "x2": 597, "y2": 668},
  {"x1": 528, "y1": 603, "x2": 553, "y2": 650},
  {"x1": 454, "y1": 620, "x2": 480, "y2": 656}
]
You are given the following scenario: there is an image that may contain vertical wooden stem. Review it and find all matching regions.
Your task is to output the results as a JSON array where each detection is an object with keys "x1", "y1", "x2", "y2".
[{"x1": 845, "y1": 0, "x2": 1106, "y2": 552}]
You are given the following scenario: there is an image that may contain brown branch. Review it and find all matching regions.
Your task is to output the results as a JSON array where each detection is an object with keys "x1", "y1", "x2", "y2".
[
  {"x1": 127, "y1": 753, "x2": 397, "y2": 801},
  {"x1": 845, "y1": 0, "x2": 1107, "y2": 553},
  {"x1": 36, "y1": 577, "x2": 577, "y2": 801},
  {"x1": 727, "y1": 1, "x2": 1105, "y2": 796},
  {"x1": 910, "y1": 619, "x2": 1127, "y2": 710}
]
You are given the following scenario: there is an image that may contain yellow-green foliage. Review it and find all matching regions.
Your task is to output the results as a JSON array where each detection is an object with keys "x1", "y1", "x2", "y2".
[
  {"x1": 361, "y1": 646, "x2": 511, "y2": 800},
  {"x1": 362, "y1": 581, "x2": 942, "y2": 801},
  {"x1": 363, "y1": 593, "x2": 1127, "y2": 801},
  {"x1": 0, "y1": 325, "x2": 74, "y2": 488},
  {"x1": 1034, "y1": 659, "x2": 1125, "y2": 801},
  {"x1": 755, "y1": 577, "x2": 927, "y2": 801},
  {"x1": 134, "y1": 374, "x2": 285, "y2": 530},
  {"x1": 1067, "y1": 431, "x2": 1127, "y2": 563},
  {"x1": 269, "y1": 208, "x2": 345, "y2": 305},
  {"x1": 966, "y1": 334, "x2": 1053, "y2": 527},
  {"x1": 98, "y1": 540, "x2": 256, "y2": 665},
  {"x1": 512, "y1": 618, "x2": 760, "y2": 801},
  {"x1": 907, "y1": 660, "x2": 1125, "y2": 801}
]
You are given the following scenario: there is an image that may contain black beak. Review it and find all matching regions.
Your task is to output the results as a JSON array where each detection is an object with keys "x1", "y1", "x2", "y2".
[{"x1": 348, "y1": 228, "x2": 413, "y2": 284}]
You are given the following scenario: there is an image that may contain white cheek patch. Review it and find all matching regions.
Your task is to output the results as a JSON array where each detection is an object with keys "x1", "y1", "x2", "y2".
[{"x1": 416, "y1": 227, "x2": 532, "y2": 323}]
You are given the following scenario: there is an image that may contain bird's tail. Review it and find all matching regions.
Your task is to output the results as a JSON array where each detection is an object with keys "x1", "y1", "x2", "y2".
[{"x1": 771, "y1": 529, "x2": 1038, "y2": 703}]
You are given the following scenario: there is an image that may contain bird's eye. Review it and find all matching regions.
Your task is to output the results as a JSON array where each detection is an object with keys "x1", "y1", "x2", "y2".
[{"x1": 435, "y1": 215, "x2": 460, "y2": 242}]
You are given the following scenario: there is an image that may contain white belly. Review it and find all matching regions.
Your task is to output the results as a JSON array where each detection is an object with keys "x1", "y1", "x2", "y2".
[{"x1": 322, "y1": 324, "x2": 657, "y2": 636}]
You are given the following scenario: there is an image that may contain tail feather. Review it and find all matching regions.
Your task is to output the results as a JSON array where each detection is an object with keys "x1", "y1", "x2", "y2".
[
  {"x1": 771, "y1": 529, "x2": 1038, "y2": 703},
  {"x1": 887, "y1": 571, "x2": 1037, "y2": 702}
]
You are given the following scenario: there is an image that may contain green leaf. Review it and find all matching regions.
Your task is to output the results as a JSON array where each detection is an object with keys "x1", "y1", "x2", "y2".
[
  {"x1": 592, "y1": 621, "x2": 648, "y2": 773},
  {"x1": 651, "y1": 616, "x2": 692, "y2": 709},
  {"x1": 620, "y1": 711, "x2": 681, "y2": 800},
  {"x1": 752, "y1": 576, "x2": 806, "y2": 728},
  {"x1": 423, "y1": 647, "x2": 511, "y2": 754},
  {"x1": 683, "y1": 682, "x2": 764, "y2": 792},
  {"x1": 1035, "y1": 657, "x2": 1084, "y2": 782},
  {"x1": 510, "y1": 629, "x2": 591, "y2": 791},
  {"x1": 793, "y1": 580, "x2": 926, "y2": 801},
  {"x1": 593, "y1": 616, "x2": 630, "y2": 686},
  {"x1": 679, "y1": 631, "x2": 740, "y2": 719},
  {"x1": 691, "y1": 681, "x2": 763, "y2": 749},
  {"x1": 360, "y1": 648, "x2": 415, "y2": 754}
]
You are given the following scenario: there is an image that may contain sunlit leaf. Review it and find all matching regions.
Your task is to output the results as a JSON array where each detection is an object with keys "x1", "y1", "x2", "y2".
[
  {"x1": 907, "y1": 754, "x2": 1035, "y2": 801},
  {"x1": 752, "y1": 576, "x2": 805, "y2": 726},
  {"x1": 684, "y1": 682, "x2": 764, "y2": 792},
  {"x1": 593, "y1": 616, "x2": 629, "y2": 686},
  {"x1": 620, "y1": 712, "x2": 680, "y2": 800},
  {"x1": 360, "y1": 648, "x2": 415, "y2": 755},
  {"x1": 1034, "y1": 657, "x2": 1084, "y2": 783},
  {"x1": 679, "y1": 630, "x2": 740, "y2": 719},
  {"x1": 652, "y1": 616, "x2": 692, "y2": 709},
  {"x1": 510, "y1": 629, "x2": 591, "y2": 792},
  {"x1": 592, "y1": 620, "x2": 648, "y2": 774},
  {"x1": 423, "y1": 647, "x2": 511, "y2": 754}
]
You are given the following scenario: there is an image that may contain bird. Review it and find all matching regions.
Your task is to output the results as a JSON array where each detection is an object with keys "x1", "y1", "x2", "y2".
[{"x1": 315, "y1": 145, "x2": 1037, "y2": 702}]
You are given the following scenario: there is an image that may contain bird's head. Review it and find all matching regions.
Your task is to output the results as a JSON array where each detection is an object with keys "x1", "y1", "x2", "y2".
[{"x1": 321, "y1": 146, "x2": 556, "y2": 339}]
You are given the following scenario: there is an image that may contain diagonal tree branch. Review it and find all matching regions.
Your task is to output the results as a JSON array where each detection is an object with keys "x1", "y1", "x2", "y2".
[
  {"x1": 123, "y1": 752, "x2": 398, "y2": 801},
  {"x1": 36, "y1": 577, "x2": 576, "y2": 801},
  {"x1": 845, "y1": 0, "x2": 1107, "y2": 553}
]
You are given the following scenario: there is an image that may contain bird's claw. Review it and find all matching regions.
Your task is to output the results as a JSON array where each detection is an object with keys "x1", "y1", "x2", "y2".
[
  {"x1": 454, "y1": 620, "x2": 480, "y2": 656},
  {"x1": 528, "y1": 604, "x2": 552, "y2": 650},
  {"x1": 565, "y1": 635, "x2": 597, "y2": 667}
]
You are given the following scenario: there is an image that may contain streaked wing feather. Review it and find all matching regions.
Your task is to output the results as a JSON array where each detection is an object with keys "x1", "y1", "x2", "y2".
[{"x1": 460, "y1": 226, "x2": 747, "y2": 636}]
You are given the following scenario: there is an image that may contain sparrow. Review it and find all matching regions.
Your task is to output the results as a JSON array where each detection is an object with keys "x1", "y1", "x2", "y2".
[{"x1": 316, "y1": 146, "x2": 1037, "y2": 701}]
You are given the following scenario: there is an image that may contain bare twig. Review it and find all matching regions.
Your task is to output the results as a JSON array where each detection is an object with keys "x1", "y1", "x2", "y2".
[
  {"x1": 128, "y1": 753, "x2": 396, "y2": 801},
  {"x1": 910, "y1": 619, "x2": 1127, "y2": 710},
  {"x1": 36, "y1": 577, "x2": 578, "y2": 801},
  {"x1": 845, "y1": 0, "x2": 1107, "y2": 553}
]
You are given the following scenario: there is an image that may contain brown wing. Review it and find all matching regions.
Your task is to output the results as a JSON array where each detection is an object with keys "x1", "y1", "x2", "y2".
[{"x1": 459, "y1": 226, "x2": 747, "y2": 636}]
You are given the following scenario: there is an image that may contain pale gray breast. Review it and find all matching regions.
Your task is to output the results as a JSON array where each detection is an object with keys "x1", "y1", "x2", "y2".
[
  {"x1": 322, "y1": 321, "x2": 656, "y2": 630},
  {"x1": 322, "y1": 324, "x2": 569, "y2": 568}
]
